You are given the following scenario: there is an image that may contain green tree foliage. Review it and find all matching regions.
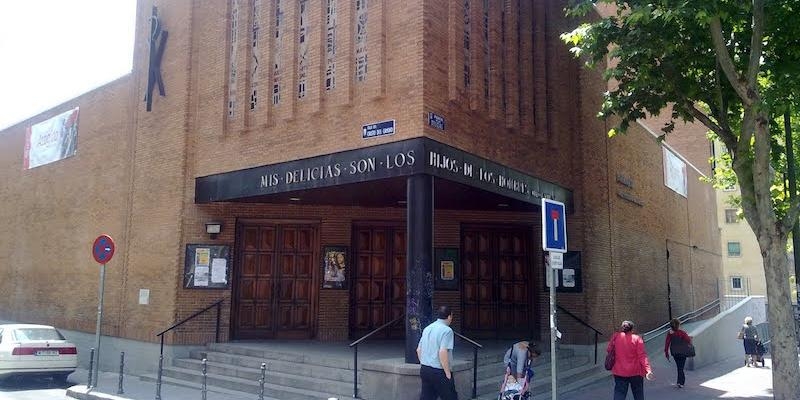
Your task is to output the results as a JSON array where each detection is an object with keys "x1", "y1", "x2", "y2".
[{"x1": 562, "y1": 1, "x2": 800, "y2": 398}]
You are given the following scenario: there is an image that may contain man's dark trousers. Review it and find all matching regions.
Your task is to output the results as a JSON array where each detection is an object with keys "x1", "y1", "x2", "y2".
[{"x1": 420, "y1": 365, "x2": 458, "y2": 400}]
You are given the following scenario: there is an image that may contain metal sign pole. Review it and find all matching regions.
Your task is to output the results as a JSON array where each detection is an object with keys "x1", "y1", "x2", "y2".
[
  {"x1": 92, "y1": 263, "x2": 107, "y2": 388},
  {"x1": 549, "y1": 253, "x2": 557, "y2": 400}
]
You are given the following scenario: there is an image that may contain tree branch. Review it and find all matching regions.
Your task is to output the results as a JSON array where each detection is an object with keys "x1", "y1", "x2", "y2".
[
  {"x1": 747, "y1": 0, "x2": 765, "y2": 88},
  {"x1": 686, "y1": 103, "x2": 736, "y2": 149},
  {"x1": 709, "y1": 16, "x2": 752, "y2": 106}
]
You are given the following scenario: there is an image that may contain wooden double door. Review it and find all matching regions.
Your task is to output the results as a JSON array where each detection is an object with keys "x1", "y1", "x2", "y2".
[
  {"x1": 461, "y1": 225, "x2": 534, "y2": 339},
  {"x1": 232, "y1": 221, "x2": 318, "y2": 339},
  {"x1": 350, "y1": 224, "x2": 406, "y2": 339}
]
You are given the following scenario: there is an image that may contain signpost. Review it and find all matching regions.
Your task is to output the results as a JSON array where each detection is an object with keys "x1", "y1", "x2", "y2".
[
  {"x1": 90, "y1": 235, "x2": 115, "y2": 389},
  {"x1": 542, "y1": 199, "x2": 566, "y2": 400}
]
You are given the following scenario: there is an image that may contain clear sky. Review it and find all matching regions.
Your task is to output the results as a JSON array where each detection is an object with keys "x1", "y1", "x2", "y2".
[{"x1": 0, "y1": 0, "x2": 137, "y2": 130}]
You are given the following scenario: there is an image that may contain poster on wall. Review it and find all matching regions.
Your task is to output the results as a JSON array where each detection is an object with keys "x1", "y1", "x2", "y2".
[
  {"x1": 184, "y1": 244, "x2": 231, "y2": 289},
  {"x1": 24, "y1": 107, "x2": 80, "y2": 169},
  {"x1": 322, "y1": 246, "x2": 348, "y2": 289},
  {"x1": 434, "y1": 248, "x2": 459, "y2": 291},
  {"x1": 663, "y1": 147, "x2": 687, "y2": 197},
  {"x1": 544, "y1": 251, "x2": 582, "y2": 293}
]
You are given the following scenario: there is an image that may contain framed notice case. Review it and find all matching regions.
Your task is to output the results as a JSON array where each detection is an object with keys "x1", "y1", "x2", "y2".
[
  {"x1": 184, "y1": 244, "x2": 231, "y2": 289},
  {"x1": 434, "y1": 248, "x2": 459, "y2": 291}
]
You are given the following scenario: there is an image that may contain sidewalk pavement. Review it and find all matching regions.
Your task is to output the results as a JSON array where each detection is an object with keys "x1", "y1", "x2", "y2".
[
  {"x1": 558, "y1": 353, "x2": 773, "y2": 400},
  {"x1": 64, "y1": 368, "x2": 266, "y2": 400},
  {"x1": 65, "y1": 354, "x2": 772, "y2": 400}
]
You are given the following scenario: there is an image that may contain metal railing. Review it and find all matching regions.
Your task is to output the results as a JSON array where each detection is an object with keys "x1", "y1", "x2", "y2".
[
  {"x1": 454, "y1": 331, "x2": 483, "y2": 399},
  {"x1": 348, "y1": 314, "x2": 405, "y2": 399},
  {"x1": 154, "y1": 298, "x2": 224, "y2": 400},
  {"x1": 642, "y1": 298, "x2": 720, "y2": 343},
  {"x1": 556, "y1": 305, "x2": 603, "y2": 364}
]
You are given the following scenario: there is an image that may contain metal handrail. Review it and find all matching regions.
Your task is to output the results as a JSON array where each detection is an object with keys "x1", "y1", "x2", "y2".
[
  {"x1": 154, "y1": 298, "x2": 224, "y2": 400},
  {"x1": 556, "y1": 305, "x2": 603, "y2": 364},
  {"x1": 642, "y1": 298, "x2": 720, "y2": 343},
  {"x1": 348, "y1": 314, "x2": 405, "y2": 399},
  {"x1": 454, "y1": 331, "x2": 483, "y2": 399}
]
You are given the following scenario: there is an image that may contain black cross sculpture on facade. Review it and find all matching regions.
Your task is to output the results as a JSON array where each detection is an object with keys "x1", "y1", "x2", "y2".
[{"x1": 145, "y1": 6, "x2": 168, "y2": 112}]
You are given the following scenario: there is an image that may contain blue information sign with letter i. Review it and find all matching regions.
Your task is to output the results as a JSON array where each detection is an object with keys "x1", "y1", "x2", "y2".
[{"x1": 542, "y1": 198, "x2": 567, "y2": 253}]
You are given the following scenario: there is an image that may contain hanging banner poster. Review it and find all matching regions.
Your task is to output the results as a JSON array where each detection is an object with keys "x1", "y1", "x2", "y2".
[{"x1": 24, "y1": 107, "x2": 80, "y2": 169}]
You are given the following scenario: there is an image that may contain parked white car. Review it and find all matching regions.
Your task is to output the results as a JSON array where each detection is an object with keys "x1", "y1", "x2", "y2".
[{"x1": 0, "y1": 324, "x2": 77, "y2": 382}]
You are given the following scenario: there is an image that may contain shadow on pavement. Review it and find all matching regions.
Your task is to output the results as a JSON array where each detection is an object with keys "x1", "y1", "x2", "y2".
[{"x1": 0, "y1": 375, "x2": 72, "y2": 392}]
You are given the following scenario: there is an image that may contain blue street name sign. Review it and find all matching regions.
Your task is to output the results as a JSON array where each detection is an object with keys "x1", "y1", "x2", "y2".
[
  {"x1": 362, "y1": 119, "x2": 396, "y2": 139},
  {"x1": 542, "y1": 198, "x2": 567, "y2": 253},
  {"x1": 428, "y1": 112, "x2": 445, "y2": 131}
]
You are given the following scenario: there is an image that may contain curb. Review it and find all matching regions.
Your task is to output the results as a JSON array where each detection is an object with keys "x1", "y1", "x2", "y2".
[{"x1": 66, "y1": 385, "x2": 130, "y2": 400}]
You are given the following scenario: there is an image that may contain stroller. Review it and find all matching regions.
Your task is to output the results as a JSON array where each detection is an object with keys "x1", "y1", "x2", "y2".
[
  {"x1": 753, "y1": 340, "x2": 767, "y2": 367},
  {"x1": 498, "y1": 361, "x2": 534, "y2": 400}
]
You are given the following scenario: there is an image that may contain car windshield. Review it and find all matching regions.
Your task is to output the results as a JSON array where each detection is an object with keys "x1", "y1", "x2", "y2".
[{"x1": 13, "y1": 328, "x2": 65, "y2": 341}]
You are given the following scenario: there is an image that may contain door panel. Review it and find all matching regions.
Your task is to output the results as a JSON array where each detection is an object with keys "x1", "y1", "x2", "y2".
[
  {"x1": 351, "y1": 224, "x2": 405, "y2": 339},
  {"x1": 233, "y1": 223, "x2": 317, "y2": 339},
  {"x1": 462, "y1": 226, "x2": 533, "y2": 339}
]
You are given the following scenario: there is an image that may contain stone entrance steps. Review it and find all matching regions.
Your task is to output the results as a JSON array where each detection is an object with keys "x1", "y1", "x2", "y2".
[{"x1": 140, "y1": 342, "x2": 596, "y2": 400}]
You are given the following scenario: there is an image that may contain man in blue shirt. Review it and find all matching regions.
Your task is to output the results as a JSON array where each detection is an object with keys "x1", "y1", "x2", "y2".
[{"x1": 416, "y1": 305, "x2": 457, "y2": 400}]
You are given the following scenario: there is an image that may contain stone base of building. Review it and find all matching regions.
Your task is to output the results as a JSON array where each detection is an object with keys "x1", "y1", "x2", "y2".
[{"x1": 360, "y1": 359, "x2": 473, "y2": 400}]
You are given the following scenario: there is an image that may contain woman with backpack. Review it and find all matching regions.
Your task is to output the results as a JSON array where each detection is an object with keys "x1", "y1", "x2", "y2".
[{"x1": 664, "y1": 318, "x2": 693, "y2": 388}]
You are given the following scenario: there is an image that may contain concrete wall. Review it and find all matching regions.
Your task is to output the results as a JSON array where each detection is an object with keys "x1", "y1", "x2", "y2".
[{"x1": 684, "y1": 296, "x2": 766, "y2": 370}]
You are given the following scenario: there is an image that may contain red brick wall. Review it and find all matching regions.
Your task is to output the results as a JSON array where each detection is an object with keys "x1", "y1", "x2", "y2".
[{"x1": 0, "y1": 0, "x2": 722, "y2": 346}]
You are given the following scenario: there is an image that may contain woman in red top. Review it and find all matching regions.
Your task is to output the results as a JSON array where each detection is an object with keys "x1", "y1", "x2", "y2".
[
  {"x1": 608, "y1": 320, "x2": 654, "y2": 400},
  {"x1": 664, "y1": 318, "x2": 692, "y2": 388}
]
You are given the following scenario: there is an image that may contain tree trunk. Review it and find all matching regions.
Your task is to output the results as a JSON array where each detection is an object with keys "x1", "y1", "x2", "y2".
[{"x1": 762, "y1": 238, "x2": 800, "y2": 399}]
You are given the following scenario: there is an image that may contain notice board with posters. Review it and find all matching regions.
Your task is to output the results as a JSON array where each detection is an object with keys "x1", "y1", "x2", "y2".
[
  {"x1": 184, "y1": 244, "x2": 231, "y2": 289},
  {"x1": 544, "y1": 251, "x2": 582, "y2": 293}
]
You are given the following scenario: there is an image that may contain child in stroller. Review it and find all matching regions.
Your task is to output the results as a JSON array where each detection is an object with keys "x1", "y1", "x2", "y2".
[
  {"x1": 498, "y1": 342, "x2": 540, "y2": 400},
  {"x1": 498, "y1": 367, "x2": 533, "y2": 400}
]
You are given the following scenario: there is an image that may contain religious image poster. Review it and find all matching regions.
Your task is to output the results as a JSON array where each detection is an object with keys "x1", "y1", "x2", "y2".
[{"x1": 24, "y1": 107, "x2": 80, "y2": 169}]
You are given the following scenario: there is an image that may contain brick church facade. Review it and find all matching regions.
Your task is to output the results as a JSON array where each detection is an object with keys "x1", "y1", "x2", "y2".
[{"x1": 0, "y1": 0, "x2": 720, "y2": 361}]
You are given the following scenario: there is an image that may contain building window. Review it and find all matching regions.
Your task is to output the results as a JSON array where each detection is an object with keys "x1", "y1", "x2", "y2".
[
  {"x1": 228, "y1": 0, "x2": 240, "y2": 117},
  {"x1": 727, "y1": 242, "x2": 741, "y2": 257},
  {"x1": 298, "y1": 0, "x2": 308, "y2": 98},
  {"x1": 731, "y1": 276, "x2": 743, "y2": 290},
  {"x1": 482, "y1": 0, "x2": 489, "y2": 100},
  {"x1": 325, "y1": 0, "x2": 337, "y2": 90},
  {"x1": 355, "y1": 0, "x2": 368, "y2": 82},
  {"x1": 272, "y1": 0, "x2": 283, "y2": 105},
  {"x1": 250, "y1": 0, "x2": 261, "y2": 110},
  {"x1": 463, "y1": 0, "x2": 471, "y2": 89},
  {"x1": 725, "y1": 209, "x2": 738, "y2": 224}
]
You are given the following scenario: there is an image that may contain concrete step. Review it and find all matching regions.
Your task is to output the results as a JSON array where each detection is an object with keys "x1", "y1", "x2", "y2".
[
  {"x1": 143, "y1": 366, "x2": 349, "y2": 400},
  {"x1": 475, "y1": 356, "x2": 596, "y2": 398},
  {"x1": 475, "y1": 362, "x2": 609, "y2": 400},
  {"x1": 173, "y1": 358, "x2": 355, "y2": 395},
  {"x1": 190, "y1": 350, "x2": 363, "y2": 382},
  {"x1": 138, "y1": 374, "x2": 283, "y2": 400}
]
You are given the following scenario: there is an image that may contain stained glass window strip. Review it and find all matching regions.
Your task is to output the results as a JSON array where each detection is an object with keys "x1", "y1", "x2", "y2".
[
  {"x1": 250, "y1": 0, "x2": 261, "y2": 110},
  {"x1": 463, "y1": 0, "x2": 470, "y2": 89},
  {"x1": 228, "y1": 0, "x2": 240, "y2": 117},
  {"x1": 355, "y1": 0, "x2": 368, "y2": 82},
  {"x1": 500, "y1": 5, "x2": 506, "y2": 113},
  {"x1": 298, "y1": 0, "x2": 309, "y2": 98},
  {"x1": 273, "y1": 0, "x2": 283, "y2": 105},
  {"x1": 325, "y1": 0, "x2": 337, "y2": 90},
  {"x1": 482, "y1": 0, "x2": 489, "y2": 100}
]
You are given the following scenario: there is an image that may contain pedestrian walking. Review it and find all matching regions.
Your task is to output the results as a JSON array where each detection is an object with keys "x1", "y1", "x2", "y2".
[
  {"x1": 664, "y1": 318, "x2": 693, "y2": 388},
  {"x1": 608, "y1": 320, "x2": 654, "y2": 400},
  {"x1": 737, "y1": 316, "x2": 759, "y2": 367},
  {"x1": 416, "y1": 305, "x2": 458, "y2": 400}
]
